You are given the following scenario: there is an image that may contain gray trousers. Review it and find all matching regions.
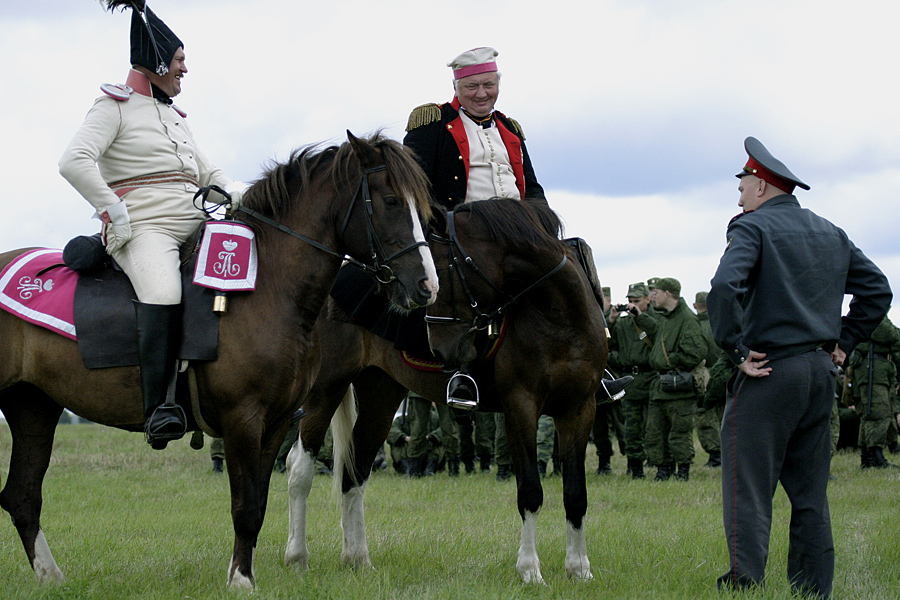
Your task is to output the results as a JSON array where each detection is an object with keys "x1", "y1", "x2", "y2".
[{"x1": 719, "y1": 349, "x2": 834, "y2": 598}]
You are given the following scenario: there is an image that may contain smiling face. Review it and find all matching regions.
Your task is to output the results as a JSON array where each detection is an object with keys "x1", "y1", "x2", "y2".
[
  {"x1": 148, "y1": 47, "x2": 187, "y2": 97},
  {"x1": 454, "y1": 72, "x2": 500, "y2": 117}
]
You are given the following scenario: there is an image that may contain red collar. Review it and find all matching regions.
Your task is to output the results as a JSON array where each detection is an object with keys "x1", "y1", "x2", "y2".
[{"x1": 125, "y1": 70, "x2": 153, "y2": 97}]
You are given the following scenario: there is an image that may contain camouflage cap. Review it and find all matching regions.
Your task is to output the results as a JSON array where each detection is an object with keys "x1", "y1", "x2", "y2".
[
  {"x1": 626, "y1": 282, "x2": 649, "y2": 298},
  {"x1": 646, "y1": 277, "x2": 660, "y2": 289},
  {"x1": 695, "y1": 291, "x2": 709, "y2": 305},
  {"x1": 654, "y1": 277, "x2": 681, "y2": 295}
]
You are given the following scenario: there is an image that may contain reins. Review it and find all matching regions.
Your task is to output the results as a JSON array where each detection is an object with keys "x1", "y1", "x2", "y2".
[
  {"x1": 194, "y1": 164, "x2": 428, "y2": 285},
  {"x1": 425, "y1": 209, "x2": 567, "y2": 336}
]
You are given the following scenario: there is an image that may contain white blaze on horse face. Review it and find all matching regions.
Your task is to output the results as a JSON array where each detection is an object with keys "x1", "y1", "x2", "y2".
[
  {"x1": 32, "y1": 528, "x2": 64, "y2": 584},
  {"x1": 406, "y1": 195, "x2": 439, "y2": 302}
]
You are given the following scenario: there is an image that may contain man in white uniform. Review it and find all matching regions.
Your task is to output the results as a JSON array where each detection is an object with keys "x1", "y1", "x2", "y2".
[{"x1": 59, "y1": 1, "x2": 247, "y2": 448}]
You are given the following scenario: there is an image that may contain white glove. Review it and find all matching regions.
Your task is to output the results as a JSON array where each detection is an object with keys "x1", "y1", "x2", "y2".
[
  {"x1": 101, "y1": 201, "x2": 132, "y2": 255},
  {"x1": 224, "y1": 181, "x2": 250, "y2": 209}
]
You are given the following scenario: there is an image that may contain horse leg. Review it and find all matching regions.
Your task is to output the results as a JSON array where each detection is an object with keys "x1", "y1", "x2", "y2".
[
  {"x1": 285, "y1": 384, "x2": 342, "y2": 570},
  {"x1": 0, "y1": 385, "x2": 65, "y2": 584},
  {"x1": 556, "y1": 396, "x2": 595, "y2": 580},
  {"x1": 221, "y1": 417, "x2": 271, "y2": 589},
  {"x1": 503, "y1": 395, "x2": 545, "y2": 584},
  {"x1": 336, "y1": 370, "x2": 407, "y2": 570}
]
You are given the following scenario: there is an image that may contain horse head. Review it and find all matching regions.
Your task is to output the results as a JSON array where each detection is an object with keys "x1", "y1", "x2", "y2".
[
  {"x1": 425, "y1": 197, "x2": 566, "y2": 369},
  {"x1": 339, "y1": 131, "x2": 438, "y2": 310}
]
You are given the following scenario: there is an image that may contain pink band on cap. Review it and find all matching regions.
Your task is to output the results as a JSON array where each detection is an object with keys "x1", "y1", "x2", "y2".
[{"x1": 453, "y1": 62, "x2": 498, "y2": 80}]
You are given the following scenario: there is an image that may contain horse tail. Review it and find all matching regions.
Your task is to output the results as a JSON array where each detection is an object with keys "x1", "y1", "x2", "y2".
[{"x1": 330, "y1": 385, "x2": 359, "y2": 500}]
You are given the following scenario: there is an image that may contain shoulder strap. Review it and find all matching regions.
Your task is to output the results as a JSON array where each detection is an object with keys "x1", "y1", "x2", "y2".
[{"x1": 406, "y1": 103, "x2": 443, "y2": 132}]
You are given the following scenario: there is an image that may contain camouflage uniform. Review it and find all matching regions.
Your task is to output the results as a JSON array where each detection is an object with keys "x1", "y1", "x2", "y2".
[
  {"x1": 407, "y1": 392, "x2": 460, "y2": 476},
  {"x1": 695, "y1": 292, "x2": 725, "y2": 465},
  {"x1": 647, "y1": 284, "x2": 708, "y2": 479},
  {"x1": 387, "y1": 409, "x2": 446, "y2": 475},
  {"x1": 848, "y1": 316, "x2": 900, "y2": 466},
  {"x1": 536, "y1": 415, "x2": 556, "y2": 476}
]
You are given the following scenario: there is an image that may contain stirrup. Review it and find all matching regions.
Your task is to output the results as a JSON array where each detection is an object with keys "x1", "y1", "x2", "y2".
[
  {"x1": 144, "y1": 404, "x2": 187, "y2": 448},
  {"x1": 446, "y1": 372, "x2": 479, "y2": 410},
  {"x1": 600, "y1": 375, "x2": 634, "y2": 401}
]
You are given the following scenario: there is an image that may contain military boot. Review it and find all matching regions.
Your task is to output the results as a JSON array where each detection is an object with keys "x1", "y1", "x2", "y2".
[
  {"x1": 654, "y1": 464, "x2": 673, "y2": 481},
  {"x1": 627, "y1": 457, "x2": 645, "y2": 479},
  {"x1": 447, "y1": 456, "x2": 460, "y2": 477},
  {"x1": 496, "y1": 464, "x2": 513, "y2": 481},
  {"x1": 537, "y1": 460, "x2": 547, "y2": 478},
  {"x1": 860, "y1": 447, "x2": 874, "y2": 469},
  {"x1": 871, "y1": 447, "x2": 899, "y2": 469},
  {"x1": 596, "y1": 458, "x2": 612, "y2": 475},
  {"x1": 423, "y1": 457, "x2": 437, "y2": 476},
  {"x1": 705, "y1": 451, "x2": 721, "y2": 468},
  {"x1": 407, "y1": 457, "x2": 424, "y2": 478},
  {"x1": 479, "y1": 454, "x2": 492, "y2": 473},
  {"x1": 675, "y1": 463, "x2": 691, "y2": 481}
]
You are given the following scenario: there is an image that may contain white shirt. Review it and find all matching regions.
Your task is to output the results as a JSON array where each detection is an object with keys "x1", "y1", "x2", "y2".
[{"x1": 460, "y1": 111, "x2": 521, "y2": 202}]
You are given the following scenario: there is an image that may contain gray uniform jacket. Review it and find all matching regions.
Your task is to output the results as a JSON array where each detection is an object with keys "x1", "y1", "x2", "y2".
[{"x1": 707, "y1": 195, "x2": 891, "y2": 366}]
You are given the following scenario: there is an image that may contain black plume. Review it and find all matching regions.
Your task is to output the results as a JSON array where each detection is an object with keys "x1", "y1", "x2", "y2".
[{"x1": 103, "y1": 0, "x2": 146, "y2": 12}]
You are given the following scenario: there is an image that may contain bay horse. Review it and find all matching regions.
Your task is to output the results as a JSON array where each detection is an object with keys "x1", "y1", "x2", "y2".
[
  {"x1": 0, "y1": 132, "x2": 438, "y2": 589},
  {"x1": 285, "y1": 197, "x2": 607, "y2": 583}
]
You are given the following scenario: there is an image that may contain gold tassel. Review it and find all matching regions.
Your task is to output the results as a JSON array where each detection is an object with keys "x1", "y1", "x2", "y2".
[{"x1": 406, "y1": 103, "x2": 442, "y2": 131}]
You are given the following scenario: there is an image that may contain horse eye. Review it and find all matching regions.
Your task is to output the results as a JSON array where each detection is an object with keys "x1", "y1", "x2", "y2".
[{"x1": 383, "y1": 196, "x2": 401, "y2": 207}]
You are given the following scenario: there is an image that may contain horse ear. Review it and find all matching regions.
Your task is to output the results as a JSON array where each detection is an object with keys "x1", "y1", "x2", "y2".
[{"x1": 347, "y1": 130, "x2": 380, "y2": 169}]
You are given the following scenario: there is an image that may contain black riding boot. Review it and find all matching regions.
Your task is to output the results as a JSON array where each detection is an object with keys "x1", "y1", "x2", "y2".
[
  {"x1": 446, "y1": 369, "x2": 479, "y2": 410},
  {"x1": 135, "y1": 302, "x2": 186, "y2": 450}
]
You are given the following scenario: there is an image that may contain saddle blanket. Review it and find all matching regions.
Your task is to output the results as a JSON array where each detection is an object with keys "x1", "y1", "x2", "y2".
[{"x1": 0, "y1": 249, "x2": 77, "y2": 340}]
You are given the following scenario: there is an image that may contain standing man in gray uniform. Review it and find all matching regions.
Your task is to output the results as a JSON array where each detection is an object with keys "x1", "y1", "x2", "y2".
[
  {"x1": 707, "y1": 137, "x2": 891, "y2": 598},
  {"x1": 59, "y1": 1, "x2": 247, "y2": 448}
]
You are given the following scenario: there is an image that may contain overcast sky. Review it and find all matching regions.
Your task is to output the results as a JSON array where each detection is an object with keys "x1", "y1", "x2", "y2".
[{"x1": 3, "y1": 0, "x2": 898, "y2": 322}]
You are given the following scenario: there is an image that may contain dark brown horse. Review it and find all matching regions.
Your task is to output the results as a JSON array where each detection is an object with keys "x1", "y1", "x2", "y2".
[
  {"x1": 285, "y1": 197, "x2": 607, "y2": 583},
  {"x1": 0, "y1": 132, "x2": 437, "y2": 589}
]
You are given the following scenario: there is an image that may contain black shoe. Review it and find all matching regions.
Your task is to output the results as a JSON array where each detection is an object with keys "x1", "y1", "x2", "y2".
[
  {"x1": 213, "y1": 457, "x2": 225, "y2": 473},
  {"x1": 627, "y1": 457, "x2": 645, "y2": 479},
  {"x1": 675, "y1": 463, "x2": 690, "y2": 481},
  {"x1": 599, "y1": 376, "x2": 634, "y2": 401},
  {"x1": 446, "y1": 371, "x2": 479, "y2": 410},
  {"x1": 654, "y1": 464, "x2": 673, "y2": 481},
  {"x1": 596, "y1": 460, "x2": 612, "y2": 475},
  {"x1": 496, "y1": 464, "x2": 513, "y2": 481},
  {"x1": 705, "y1": 451, "x2": 721, "y2": 468}
]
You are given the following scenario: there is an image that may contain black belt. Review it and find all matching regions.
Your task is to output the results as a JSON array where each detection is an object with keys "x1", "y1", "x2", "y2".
[{"x1": 626, "y1": 365, "x2": 653, "y2": 376}]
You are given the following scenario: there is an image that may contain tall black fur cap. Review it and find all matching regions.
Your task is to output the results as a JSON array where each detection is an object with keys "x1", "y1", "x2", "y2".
[{"x1": 105, "y1": 1, "x2": 183, "y2": 76}]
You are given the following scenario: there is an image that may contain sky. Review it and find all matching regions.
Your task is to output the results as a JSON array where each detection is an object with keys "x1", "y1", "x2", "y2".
[{"x1": 2, "y1": 0, "x2": 899, "y2": 323}]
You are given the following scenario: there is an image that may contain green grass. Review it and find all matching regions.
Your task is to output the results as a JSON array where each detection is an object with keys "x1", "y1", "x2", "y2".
[{"x1": 1, "y1": 424, "x2": 898, "y2": 599}]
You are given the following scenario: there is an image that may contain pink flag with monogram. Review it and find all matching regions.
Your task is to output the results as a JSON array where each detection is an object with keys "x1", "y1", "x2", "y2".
[
  {"x1": 0, "y1": 249, "x2": 78, "y2": 340},
  {"x1": 193, "y1": 221, "x2": 258, "y2": 291}
]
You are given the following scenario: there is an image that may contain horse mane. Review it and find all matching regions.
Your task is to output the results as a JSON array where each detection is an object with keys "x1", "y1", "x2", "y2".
[
  {"x1": 453, "y1": 198, "x2": 566, "y2": 255},
  {"x1": 240, "y1": 132, "x2": 433, "y2": 222}
]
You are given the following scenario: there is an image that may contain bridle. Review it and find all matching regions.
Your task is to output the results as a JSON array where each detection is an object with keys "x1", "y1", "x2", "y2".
[
  {"x1": 194, "y1": 165, "x2": 428, "y2": 284},
  {"x1": 424, "y1": 209, "x2": 568, "y2": 338}
]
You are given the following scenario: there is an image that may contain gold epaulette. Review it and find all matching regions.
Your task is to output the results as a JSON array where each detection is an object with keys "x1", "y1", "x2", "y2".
[
  {"x1": 507, "y1": 117, "x2": 525, "y2": 140},
  {"x1": 406, "y1": 103, "x2": 443, "y2": 132}
]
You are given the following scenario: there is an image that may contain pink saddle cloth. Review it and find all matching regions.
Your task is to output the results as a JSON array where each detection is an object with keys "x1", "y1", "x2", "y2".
[{"x1": 0, "y1": 249, "x2": 78, "y2": 340}]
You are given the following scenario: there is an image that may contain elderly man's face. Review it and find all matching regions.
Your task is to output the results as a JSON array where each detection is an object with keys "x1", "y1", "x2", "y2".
[{"x1": 455, "y1": 72, "x2": 500, "y2": 117}]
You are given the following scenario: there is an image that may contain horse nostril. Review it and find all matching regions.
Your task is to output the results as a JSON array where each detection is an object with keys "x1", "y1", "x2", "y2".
[{"x1": 417, "y1": 276, "x2": 436, "y2": 298}]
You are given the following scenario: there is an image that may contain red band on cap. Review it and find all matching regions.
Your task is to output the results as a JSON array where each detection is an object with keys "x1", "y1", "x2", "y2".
[
  {"x1": 453, "y1": 62, "x2": 498, "y2": 80},
  {"x1": 744, "y1": 157, "x2": 796, "y2": 194}
]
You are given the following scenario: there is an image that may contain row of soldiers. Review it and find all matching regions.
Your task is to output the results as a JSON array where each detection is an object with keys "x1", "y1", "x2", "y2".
[{"x1": 208, "y1": 279, "x2": 899, "y2": 477}]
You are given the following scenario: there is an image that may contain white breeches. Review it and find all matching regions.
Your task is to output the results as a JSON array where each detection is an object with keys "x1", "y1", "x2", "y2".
[{"x1": 112, "y1": 221, "x2": 199, "y2": 305}]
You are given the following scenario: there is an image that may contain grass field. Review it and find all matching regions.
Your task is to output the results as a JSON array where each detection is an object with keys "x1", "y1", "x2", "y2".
[{"x1": 0, "y1": 423, "x2": 898, "y2": 599}]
